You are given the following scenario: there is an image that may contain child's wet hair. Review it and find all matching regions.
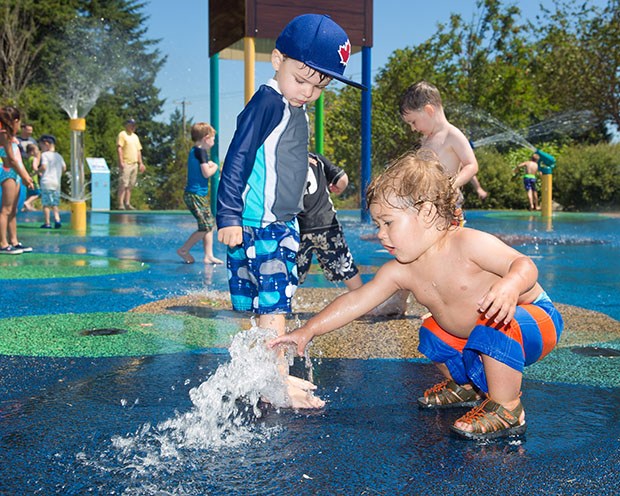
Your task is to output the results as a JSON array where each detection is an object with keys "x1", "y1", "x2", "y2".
[
  {"x1": 366, "y1": 149, "x2": 458, "y2": 229},
  {"x1": 399, "y1": 81, "x2": 442, "y2": 116}
]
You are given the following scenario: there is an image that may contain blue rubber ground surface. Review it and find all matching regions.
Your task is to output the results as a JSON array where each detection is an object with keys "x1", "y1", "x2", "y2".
[{"x1": 0, "y1": 210, "x2": 619, "y2": 495}]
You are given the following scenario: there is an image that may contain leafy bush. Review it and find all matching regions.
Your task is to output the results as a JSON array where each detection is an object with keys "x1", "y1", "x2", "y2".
[
  {"x1": 463, "y1": 143, "x2": 620, "y2": 212},
  {"x1": 553, "y1": 143, "x2": 620, "y2": 211},
  {"x1": 463, "y1": 148, "x2": 526, "y2": 210}
]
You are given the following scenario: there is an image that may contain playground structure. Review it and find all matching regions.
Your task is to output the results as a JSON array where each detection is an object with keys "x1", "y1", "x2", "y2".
[{"x1": 208, "y1": 0, "x2": 373, "y2": 218}]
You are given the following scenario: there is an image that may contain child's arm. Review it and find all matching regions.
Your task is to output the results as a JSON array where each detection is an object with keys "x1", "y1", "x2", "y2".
[
  {"x1": 465, "y1": 230, "x2": 539, "y2": 324},
  {"x1": 200, "y1": 160, "x2": 218, "y2": 179},
  {"x1": 194, "y1": 147, "x2": 218, "y2": 179},
  {"x1": 32, "y1": 154, "x2": 40, "y2": 173},
  {"x1": 450, "y1": 128, "x2": 479, "y2": 189},
  {"x1": 317, "y1": 154, "x2": 347, "y2": 194},
  {"x1": 216, "y1": 87, "x2": 285, "y2": 246},
  {"x1": 329, "y1": 173, "x2": 348, "y2": 195},
  {"x1": 269, "y1": 261, "x2": 404, "y2": 355}
]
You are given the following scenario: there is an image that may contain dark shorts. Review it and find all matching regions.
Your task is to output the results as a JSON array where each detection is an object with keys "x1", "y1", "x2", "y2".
[
  {"x1": 418, "y1": 292, "x2": 563, "y2": 393},
  {"x1": 523, "y1": 177, "x2": 537, "y2": 191},
  {"x1": 27, "y1": 187, "x2": 41, "y2": 198},
  {"x1": 183, "y1": 192, "x2": 214, "y2": 232},
  {"x1": 227, "y1": 220, "x2": 299, "y2": 314},
  {"x1": 297, "y1": 224, "x2": 359, "y2": 284}
]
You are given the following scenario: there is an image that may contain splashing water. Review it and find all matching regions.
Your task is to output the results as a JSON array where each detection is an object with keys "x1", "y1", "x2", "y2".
[
  {"x1": 450, "y1": 104, "x2": 599, "y2": 150},
  {"x1": 56, "y1": 18, "x2": 131, "y2": 118},
  {"x1": 450, "y1": 104, "x2": 537, "y2": 150},
  {"x1": 110, "y1": 326, "x2": 290, "y2": 468}
]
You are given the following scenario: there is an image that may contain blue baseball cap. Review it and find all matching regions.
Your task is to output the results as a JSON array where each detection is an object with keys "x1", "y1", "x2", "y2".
[{"x1": 275, "y1": 14, "x2": 364, "y2": 89}]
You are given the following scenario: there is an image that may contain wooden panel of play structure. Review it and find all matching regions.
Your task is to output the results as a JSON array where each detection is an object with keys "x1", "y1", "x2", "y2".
[{"x1": 209, "y1": 0, "x2": 373, "y2": 57}]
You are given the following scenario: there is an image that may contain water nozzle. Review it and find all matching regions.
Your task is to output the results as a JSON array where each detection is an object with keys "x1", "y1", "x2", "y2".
[{"x1": 536, "y1": 149, "x2": 556, "y2": 174}]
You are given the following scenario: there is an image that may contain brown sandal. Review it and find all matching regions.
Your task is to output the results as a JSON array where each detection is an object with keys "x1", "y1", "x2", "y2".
[
  {"x1": 417, "y1": 380, "x2": 481, "y2": 409},
  {"x1": 450, "y1": 398, "x2": 527, "y2": 441}
]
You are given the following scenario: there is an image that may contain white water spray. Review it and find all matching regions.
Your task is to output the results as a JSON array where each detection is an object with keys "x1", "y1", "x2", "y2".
[
  {"x1": 56, "y1": 17, "x2": 129, "y2": 119},
  {"x1": 111, "y1": 325, "x2": 291, "y2": 468}
]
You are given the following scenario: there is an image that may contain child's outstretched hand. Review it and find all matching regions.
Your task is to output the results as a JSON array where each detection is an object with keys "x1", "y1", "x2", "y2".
[
  {"x1": 478, "y1": 278, "x2": 520, "y2": 325},
  {"x1": 268, "y1": 327, "x2": 313, "y2": 357}
]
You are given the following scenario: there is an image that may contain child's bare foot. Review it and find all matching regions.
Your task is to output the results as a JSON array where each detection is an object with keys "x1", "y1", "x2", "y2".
[
  {"x1": 286, "y1": 375, "x2": 324, "y2": 409},
  {"x1": 177, "y1": 248, "x2": 195, "y2": 264},
  {"x1": 204, "y1": 255, "x2": 224, "y2": 264},
  {"x1": 477, "y1": 188, "x2": 488, "y2": 201},
  {"x1": 287, "y1": 375, "x2": 317, "y2": 391}
]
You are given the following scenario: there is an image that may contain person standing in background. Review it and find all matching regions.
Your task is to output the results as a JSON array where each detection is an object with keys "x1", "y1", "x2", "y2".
[
  {"x1": 116, "y1": 118, "x2": 145, "y2": 210},
  {"x1": 17, "y1": 123, "x2": 37, "y2": 160},
  {"x1": 38, "y1": 134, "x2": 66, "y2": 229}
]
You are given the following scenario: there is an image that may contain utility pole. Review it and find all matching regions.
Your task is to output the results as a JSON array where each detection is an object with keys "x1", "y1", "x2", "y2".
[{"x1": 174, "y1": 98, "x2": 191, "y2": 144}]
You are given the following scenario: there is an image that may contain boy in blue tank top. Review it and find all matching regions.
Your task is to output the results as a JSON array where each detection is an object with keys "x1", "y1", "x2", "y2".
[
  {"x1": 216, "y1": 14, "x2": 363, "y2": 408},
  {"x1": 177, "y1": 122, "x2": 223, "y2": 264}
]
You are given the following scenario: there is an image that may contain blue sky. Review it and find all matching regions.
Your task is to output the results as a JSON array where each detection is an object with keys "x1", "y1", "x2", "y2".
[{"x1": 144, "y1": 0, "x2": 608, "y2": 154}]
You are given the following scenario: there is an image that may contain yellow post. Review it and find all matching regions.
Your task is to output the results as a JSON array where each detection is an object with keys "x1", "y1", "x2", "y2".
[
  {"x1": 541, "y1": 173, "x2": 553, "y2": 218},
  {"x1": 69, "y1": 118, "x2": 87, "y2": 233},
  {"x1": 71, "y1": 200, "x2": 87, "y2": 232},
  {"x1": 244, "y1": 37, "x2": 255, "y2": 104}
]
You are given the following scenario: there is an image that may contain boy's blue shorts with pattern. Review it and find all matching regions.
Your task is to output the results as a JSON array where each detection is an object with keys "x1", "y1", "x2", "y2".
[{"x1": 227, "y1": 220, "x2": 299, "y2": 314}]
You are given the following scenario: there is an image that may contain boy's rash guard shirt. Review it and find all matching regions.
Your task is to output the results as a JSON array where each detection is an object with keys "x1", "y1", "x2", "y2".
[{"x1": 216, "y1": 79, "x2": 309, "y2": 229}]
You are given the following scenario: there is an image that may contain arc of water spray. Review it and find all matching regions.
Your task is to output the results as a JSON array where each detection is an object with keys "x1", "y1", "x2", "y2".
[
  {"x1": 450, "y1": 104, "x2": 598, "y2": 150},
  {"x1": 56, "y1": 18, "x2": 131, "y2": 119}
]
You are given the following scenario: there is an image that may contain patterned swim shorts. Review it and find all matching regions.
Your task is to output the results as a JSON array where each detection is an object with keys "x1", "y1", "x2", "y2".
[
  {"x1": 297, "y1": 224, "x2": 359, "y2": 284},
  {"x1": 41, "y1": 188, "x2": 60, "y2": 207},
  {"x1": 227, "y1": 220, "x2": 299, "y2": 314},
  {"x1": 183, "y1": 191, "x2": 214, "y2": 232}
]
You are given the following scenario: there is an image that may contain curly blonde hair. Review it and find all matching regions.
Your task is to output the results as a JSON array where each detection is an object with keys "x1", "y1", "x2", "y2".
[{"x1": 366, "y1": 150, "x2": 458, "y2": 230}]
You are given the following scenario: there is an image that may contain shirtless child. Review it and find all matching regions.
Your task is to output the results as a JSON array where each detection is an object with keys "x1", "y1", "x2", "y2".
[
  {"x1": 516, "y1": 153, "x2": 541, "y2": 211},
  {"x1": 399, "y1": 81, "x2": 484, "y2": 222},
  {"x1": 270, "y1": 151, "x2": 563, "y2": 440}
]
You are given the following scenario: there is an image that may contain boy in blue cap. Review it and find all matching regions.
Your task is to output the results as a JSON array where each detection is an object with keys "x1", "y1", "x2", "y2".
[{"x1": 217, "y1": 14, "x2": 362, "y2": 408}]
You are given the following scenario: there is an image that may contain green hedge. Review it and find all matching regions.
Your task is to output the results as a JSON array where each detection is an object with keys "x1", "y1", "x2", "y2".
[
  {"x1": 553, "y1": 143, "x2": 620, "y2": 211},
  {"x1": 463, "y1": 143, "x2": 620, "y2": 211}
]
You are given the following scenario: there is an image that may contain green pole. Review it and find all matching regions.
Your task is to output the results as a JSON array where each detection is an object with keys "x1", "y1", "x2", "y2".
[
  {"x1": 210, "y1": 53, "x2": 220, "y2": 215},
  {"x1": 315, "y1": 93, "x2": 324, "y2": 154}
]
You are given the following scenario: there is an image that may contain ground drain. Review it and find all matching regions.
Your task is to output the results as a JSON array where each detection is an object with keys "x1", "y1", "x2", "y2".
[
  {"x1": 571, "y1": 346, "x2": 620, "y2": 357},
  {"x1": 79, "y1": 328, "x2": 128, "y2": 336}
]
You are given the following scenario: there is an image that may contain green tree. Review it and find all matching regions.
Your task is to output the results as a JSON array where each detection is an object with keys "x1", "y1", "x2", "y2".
[
  {"x1": 3, "y1": 0, "x2": 168, "y2": 210},
  {"x1": 531, "y1": 0, "x2": 619, "y2": 137}
]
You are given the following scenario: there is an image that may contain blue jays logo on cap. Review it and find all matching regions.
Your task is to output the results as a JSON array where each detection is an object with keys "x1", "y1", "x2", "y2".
[{"x1": 275, "y1": 14, "x2": 364, "y2": 89}]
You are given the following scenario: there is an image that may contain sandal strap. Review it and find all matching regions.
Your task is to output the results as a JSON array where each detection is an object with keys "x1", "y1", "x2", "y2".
[
  {"x1": 423, "y1": 380, "x2": 478, "y2": 406},
  {"x1": 457, "y1": 398, "x2": 524, "y2": 434}
]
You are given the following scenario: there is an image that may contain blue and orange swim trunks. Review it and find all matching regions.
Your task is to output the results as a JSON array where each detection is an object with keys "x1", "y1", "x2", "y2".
[{"x1": 418, "y1": 291, "x2": 563, "y2": 392}]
